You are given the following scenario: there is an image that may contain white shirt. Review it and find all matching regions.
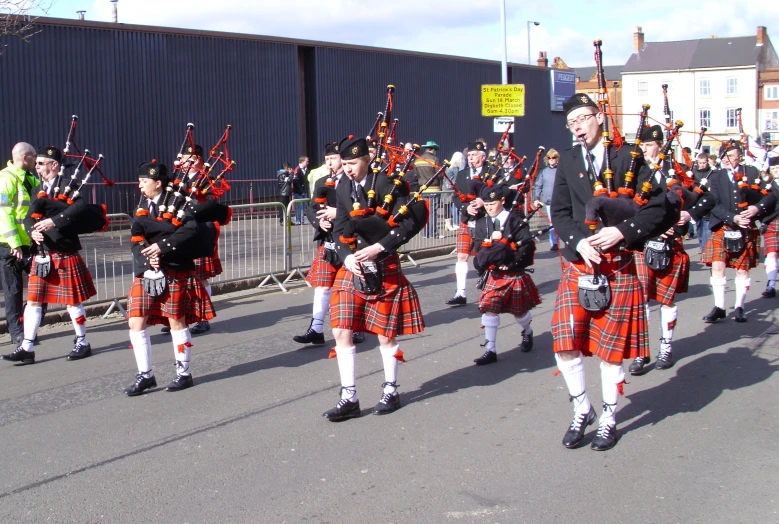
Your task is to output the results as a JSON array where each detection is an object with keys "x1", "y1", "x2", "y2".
[
  {"x1": 582, "y1": 141, "x2": 605, "y2": 178},
  {"x1": 493, "y1": 209, "x2": 510, "y2": 228}
]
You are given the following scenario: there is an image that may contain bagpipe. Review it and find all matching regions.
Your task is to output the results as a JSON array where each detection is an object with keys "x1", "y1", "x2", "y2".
[
  {"x1": 736, "y1": 109, "x2": 772, "y2": 195},
  {"x1": 659, "y1": 84, "x2": 696, "y2": 188},
  {"x1": 312, "y1": 176, "x2": 339, "y2": 266}
]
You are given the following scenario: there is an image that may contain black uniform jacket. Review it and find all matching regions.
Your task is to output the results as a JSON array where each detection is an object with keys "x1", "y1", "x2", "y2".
[
  {"x1": 472, "y1": 209, "x2": 535, "y2": 274},
  {"x1": 707, "y1": 165, "x2": 761, "y2": 231},
  {"x1": 131, "y1": 198, "x2": 198, "y2": 277},
  {"x1": 550, "y1": 142, "x2": 670, "y2": 263},
  {"x1": 754, "y1": 179, "x2": 779, "y2": 225},
  {"x1": 306, "y1": 173, "x2": 345, "y2": 244},
  {"x1": 453, "y1": 166, "x2": 487, "y2": 224},
  {"x1": 24, "y1": 178, "x2": 84, "y2": 254}
]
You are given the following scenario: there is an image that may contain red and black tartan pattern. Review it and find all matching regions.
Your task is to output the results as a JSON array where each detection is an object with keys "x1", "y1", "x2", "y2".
[
  {"x1": 456, "y1": 225, "x2": 477, "y2": 256},
  {"x1": 331, "y1": 253, "x2": 425, "y2": 338},
  {"x1": 762, "y1": 220, "x2": 779, "y2": 255},
  {"x1": 478, "y1": 271, "x2": 541, "y2": 316},
  {"x1": 28, "y1": 252, "x2": 96, "y2": 306},
  {"x1": 194, "y1": 254, "x2": 222, "y2": 281},
  {"x1": 552, "y1": 251, "x2": 649, "y2": 364},
  {"x1": 305, "y1": 244, "x2": 339, "y2": 288},
  {"x1": 635, "y1": 237, "x2": 690, "y2": 306},
  {"x1": 127, "y1": 269, "x2": 216, "y2": 326},
  {"x1": 701, "y1": 227, "x2": 759, "y2": 270}
]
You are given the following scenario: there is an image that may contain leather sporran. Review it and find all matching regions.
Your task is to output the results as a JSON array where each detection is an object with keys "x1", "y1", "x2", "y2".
[
  {"x1": 644, "y1": 239, "x2": 671, "y2": 271},
  {"x1": 34, "y1": 254, "x2": 52, "y2": 278},
  {"x1": 142, "y1": 269, "x2": 167, "y2": 297},
  {"x1": 723, "y1": 229, "x2": 745, "y2": 254},
  {"x1": 323, "y1": 241, "x2": 339, "y2": 266},
  {"x1": 577, "y1": 274, "x2": 611, "y2": 312},
  {"x1": 353, "y1": 261, "x2": 382, "y2": 295}
]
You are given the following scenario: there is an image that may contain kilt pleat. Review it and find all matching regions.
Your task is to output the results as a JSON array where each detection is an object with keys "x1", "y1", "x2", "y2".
[
  {"x1": 456, "y1": 225, "x2": 477, "y2": 256},
  {"x1": 194, "y1": 252, "x2": 222, "y2": 280},
  {"x1": 28, "y1": 252, "x2": 96, "y2": 305},
  {"x1": 762, "y1": 220, "x2": 779, "y2": 255},
  {"x1": 478, "y1": 271, "x2": 541, "y2": 316},
  {"x1": 305, "y1": 244, "x2": 339, "y2": 288},
  {"x1": 127, "y1": 269, "x2": 216, "y2": 326},
  {"x1": 635, "y1": 237, "x2": 690, "y2": 306},
  {"x1": 331, "y1": 253, "x2": 424, "y2": 338},
  {"x1": 552, "y1": 251, "x2": 649, "y2": 364},
  {"x1": 701, "y1": 227, "x2": 759, "y2": 270}
]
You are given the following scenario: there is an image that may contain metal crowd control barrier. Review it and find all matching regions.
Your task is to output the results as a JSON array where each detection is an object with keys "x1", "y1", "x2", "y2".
[{"x1": 286, "y1": 198, "x2": 315, "y2": 283}]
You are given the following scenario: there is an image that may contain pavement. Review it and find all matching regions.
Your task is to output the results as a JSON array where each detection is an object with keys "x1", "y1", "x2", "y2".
[{"x1": 0, "y1": 240, "x2": 776, "y2": 523}]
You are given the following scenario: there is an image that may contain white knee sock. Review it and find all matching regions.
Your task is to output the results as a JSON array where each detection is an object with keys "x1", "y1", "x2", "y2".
[
  {"x1": 21, "y1": 305, "x2": 43, "y2": 351},
  {"x1": 335, "y1": 345, "x2": 357, "y2": 401},
  {"x1": 711, "y1": 276, "x2": 726, "y2": 309},
  {"x1": 67, "y1": 304, "x2": 88, "y2": 344},
  {"x1": 481, "y1": 314, "x2": 500, "y2": 352},
  {"x1": 514, "y1": 311, "x2": 532, "y2": 334},
  {"x1": 312, "y1": 287, "x2": 331, "y2": 333},
  {"x1": 171, "y1": 328, "x2": 192, "y2": 376},
  {"x1": 734, "y1": 277, "x2": 750, "y2": 308},
  {"x1": 379, "y1": 344, "x2": 400, "y2": 393},
  {"x1": 455, "y1": 261, "x2": 469, "y2": 297},
  {"x1": 129, "y1": 330, "x2": 153, "y2": 376},
  {"x1": 555, "y1": 353, "x2": 591, "y2": 415},
  {"x1": 660, "y1": 305, "x2": 677, "y2": 349},
  {"x1": 205, "y1": 284, "x2": 212, "y2": 297},
  {"x1": 600, "y1": 361, "x2": 625, "y2": 426},
  {"x1": 766, "y1": 258, "x2": 778, "y2": 289}
]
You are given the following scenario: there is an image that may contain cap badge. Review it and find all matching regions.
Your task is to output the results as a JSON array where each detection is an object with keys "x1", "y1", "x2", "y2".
[
  {"x1": 351, "y1": 146, "x2": 359, "y2": 155},
  {"x1": 149, "y1": 168, "x2": 157, "y2": 176},
  {"x1": 652, "y1": 130, "x2": 659, "y2": 138},
  {"x1": 186, "y1": 146, "x2": 193, "y2": 153},
  {"x1": 47, "y1": 149, "x2": 53, "y2": 155},
  {"x1": 489, "y1": 191, "x2": 496, "y2": 199},
  {"x1": 579, "y1": 95, "x2": 588, "y2": 103}
]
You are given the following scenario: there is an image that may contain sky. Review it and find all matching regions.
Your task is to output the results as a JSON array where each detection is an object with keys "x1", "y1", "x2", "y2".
[{"x1": 26, "y1": 0, "x2": 779, "y2": 68}]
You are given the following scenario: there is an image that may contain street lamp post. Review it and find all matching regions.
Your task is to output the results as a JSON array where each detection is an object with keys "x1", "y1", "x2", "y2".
[
  {"x1": 500, "y1": 0, "x2": 508, "y2": 84},
  {"x1": 527, "y1": 21, "x2": 540, "y2": 65}
]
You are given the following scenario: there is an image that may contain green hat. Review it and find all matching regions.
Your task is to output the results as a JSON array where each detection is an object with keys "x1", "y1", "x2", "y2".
[{"x1": 421, "y1": 140, "x2": 439, "y2": 151}]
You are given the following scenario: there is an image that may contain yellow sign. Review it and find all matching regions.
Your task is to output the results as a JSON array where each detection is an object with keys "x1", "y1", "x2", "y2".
[{"x1": 481, "y1": 84, "x2": 525, "y2": 117}]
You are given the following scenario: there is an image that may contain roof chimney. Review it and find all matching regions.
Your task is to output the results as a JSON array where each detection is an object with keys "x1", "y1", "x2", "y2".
[
  {"x1": 537, "y1": 51, "x2": 549, "y2": 68},
  {"x1": 111, "y1": 0, "x2": 118, "y2": 23},
  {"x1": 757, "y1": 26, "x2": 767, "y2": 46},
  {"x1": 633, "y1": 26, "x2": 644, "y2": 53},
  {"x1": 76, "y1": 10, "x2": 86, "y2": 20}
]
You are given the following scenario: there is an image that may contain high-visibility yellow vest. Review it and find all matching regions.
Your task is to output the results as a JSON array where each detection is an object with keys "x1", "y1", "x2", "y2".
[{"x1": 0, "y1": 161, "x2": 35, "y2": 248}]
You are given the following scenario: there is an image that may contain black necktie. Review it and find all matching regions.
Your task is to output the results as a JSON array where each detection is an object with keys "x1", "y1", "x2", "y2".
[
  {"x1": 587, "y1": 153, "x2": 596, "y2": 177},
  {"x1": 149, "y1": 200, "x2": 158, "y2": 219},
  {"x1": 493, "y1": 218, "x2": 501, "y2": 231}
]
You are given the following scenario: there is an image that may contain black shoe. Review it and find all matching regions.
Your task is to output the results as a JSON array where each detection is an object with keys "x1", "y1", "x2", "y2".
[
  {"x1": 124, "y1": 373, "x2": 157, "y2": 396},
  {"x1": 591, "y1": 422, "x2": 618, "y2": 451},
  {"x1": 293, "y1": 324, "x2": 326, "y2": 345},
  {"x1": 322, "y1": 396, "x2": 361, "y2": 422},
  {"x1": 161, "y1": 326, "x2": 171, "y2": 334},
  {"x1": 702, "y1": 306, "x2": 726, "y2": 323},
  {"x1": 474, "y1": 349, "x2": 497, "y2": 365},
  {"x1": 190, "y1": 321, "x2": 210, "y2": 335},
  {"x1": 762, "y1": 287, "x2": 776, "y2": 298},
  {"x1": 0, "y1": 346, "x2": 35, "y2": 365},
  {"x1": 550, "y1": 244, "x2": 558, "y2": 251},
  {"x1": 446, "y1": 295, "x2": 466, "y2": 306},
  {"x1": 733, "y1": 307, "x2": 746, "y2": 323},
  {"x1": 374, "y1": 383, "x2": 401, "y2": 415},
  {"x1": 519, "y1": 331, "x2": 533, "y2": 352},
  {"x1": 352, "y1": 332, "x2": 365, "y2": 344},
  {"x1": 629, "y1": 356, "x2": 650, "y2": 375},
  {"x1": 562, "y1": 406, "x2": 596, "y2": 448},
  {"x1": 67, "y1": 337, "x2": 92, "y2": 361},
  {"x1": 656, "y1": 346, "x2": 674, "y2": 370},
  {"x1": 166, "y1": 374, "x2": 194, "y2": 392}
]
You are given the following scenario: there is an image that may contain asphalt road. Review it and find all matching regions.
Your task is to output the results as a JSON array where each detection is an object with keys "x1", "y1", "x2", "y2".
[{"x1": 0, "y1": 241, "x2": 776, "y2": 523}]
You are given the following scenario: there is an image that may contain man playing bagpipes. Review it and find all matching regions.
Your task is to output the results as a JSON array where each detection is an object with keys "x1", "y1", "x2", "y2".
[
  {"x1": 321, "y1": 136, "x2": 425, "y2": 421},
  {"x1": 447, "y1": 141, "x2": 489, "y2": 306},
  {"x1": 701, "y1": 141, "x2": 763, "y2": 323},
  {"x1": 742, "y1": 155, "x2": 779, "y2": 298},
  {"x1": 629, "y1": 125, "x2": 694, "y2": 374},
  {"x1": 550, "y1": 93, "x2": 670, "y2": 451},
  {"x1": 124, "y1": 161, "x2": 215, "y2": 396},
  {"x1": 471, "y1": 184, "x2": 541, "y2": 366},
  {"x1": 293, "y1": 142, "x2": 365, "y2": 346},
  {"x1": 1, "y1": 146, "x2": 101, "y2": 364}
]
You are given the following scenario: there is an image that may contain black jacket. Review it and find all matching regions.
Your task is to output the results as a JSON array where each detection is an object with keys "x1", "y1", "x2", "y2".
[
  {"x1": 24, "y1": 178, "x2": 85, "y2": 253},
  {"x1": 472, "y1": 210, "x2": 535, "y2": 274},
  {"x1": 754, "y1": 179, "x2": 779, "y2": 225},
  {"x1": 707, "y1": 165, "x2": 762, "y2": 231},
  {"x1": 131, "y1": 198, "x2": 198, "y2": 276},
  {"x1": 306, "y1": 173, "x2": 345, "y2": 243},
  {"x1": 278, "y1": 170, "x2": 293, "y2": 197},
  {"x1": 452, "y1": 166, "x2": 487, "y2": 224}
]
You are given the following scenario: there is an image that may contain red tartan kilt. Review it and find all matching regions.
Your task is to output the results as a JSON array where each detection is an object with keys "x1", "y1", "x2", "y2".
[
  {"x1": 701, "y1": 227, "x2": 759, "y2": 270},
  {"x1": 194, "y1": 253, "x2": 222, "y2": 280},
  {"x1": 331, "y1": 253, "x2": 425, "y2": 338},
  {"x1": 552, "y1": 251, "x2": 649, "y2": 364},
  {"x1": 28, "y1": 252, "x2": 96, "y2": 305},
  {"x1": 635, "y1": 238, "x2": 690, "y2": 306},
  {"x1": 478, "y1": 271, "x2": 541, "y2": 316},
  {"x1": 456, "y1": 225, "x2": 476, "y2": 256},
  {"x1": 127, "y1": 270, "x2": 216, "y2": 326},
  {"x1": 305, "y1": 244, "x2": 339, "y2": 288},
  {"x1": 762, "y1": 220, "x2": 779, "y2": 255}
]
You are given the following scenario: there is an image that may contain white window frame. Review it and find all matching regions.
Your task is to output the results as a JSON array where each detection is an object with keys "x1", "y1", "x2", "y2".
[
  {"x1": 637, "y1": 81, "x2": 648, "y2": 96},
  {"x1": 765, "y1": 111, "x2": 778, "y2": 131},
  {"x1": 699, "y1": 79, "x2": 711, "y2": 96},
  {"x1": 726, "y1": 108, "x2": 738, "y2": 129},
  {"x1": 726, "y1": 77, "x2": 738, "y2": 95},
  {"x1": 766, "y1": 85, "x2": 779, "y2": 101},
  {"x1": 700, "y1": 109, "x2": 711, "y2": 129}
]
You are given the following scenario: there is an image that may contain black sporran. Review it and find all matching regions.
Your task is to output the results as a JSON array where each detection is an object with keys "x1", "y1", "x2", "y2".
[
  {"x1": 644, "y1": 239, "x2": 671, "y2": 271},
  {"x1": 723, "y1": 229, "x2": 745, "y2": 254},
  {"x1": 353, "y1": 261, "x2": 382, "y2": 295},
  {"x1": 476, "y1": 270, "x2": 490, "y2": 290},
  {"x1": 323, "y1": 241, "x2": 340, "y2": 266},
  {"x1": 33, "y1": 253, "x2": 52, "y2": 278},
  {"x1": 577, "y1": 274, "x2": 611, "y2": 312}
]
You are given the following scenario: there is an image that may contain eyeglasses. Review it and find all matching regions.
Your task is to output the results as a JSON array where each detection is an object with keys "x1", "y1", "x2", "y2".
[
  {"x1": 35, "y1": 161, "x2": 54, "y2": 166},
  {"x1": 565, "y1": 113, "x2": 596, "y2": 129}
]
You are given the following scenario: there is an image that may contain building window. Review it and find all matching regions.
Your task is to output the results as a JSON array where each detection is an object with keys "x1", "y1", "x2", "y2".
[
  {"x1": 726, "y1": 108, "x2": 737, "y2": 128},
  {"x1": 765, "y1": 111, "x2": 778, "y2": 131},
  {"x1": 766, "y1": 86, "x2": 779, "y2": 101},
  {"x1": 700, "y1": 79, "x2": 711, "y2": 96},
  {"x1": 726, "y1": 77, "x2": 737, "y2": 95},
  {"x1": 700, "y1": 109, "x2": 711, "y2": 129},
  {"x1": 638, "y1": 81, "x2": 648, "y2": 96}
]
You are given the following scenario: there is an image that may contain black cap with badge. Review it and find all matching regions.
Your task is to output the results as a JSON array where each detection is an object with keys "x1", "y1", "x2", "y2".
[
  {"x1": 562, "y1": 93, "x2": 599, "y2": 117},
  {"x1": 338, "y1": 136, "x2": 369, "y2": 160},
  {"x1": 36, "y1": 146, "x2": 63, "y2": 164},
  {"x1": 137, "y1": 160, "x2": 169, "y2": 183}
]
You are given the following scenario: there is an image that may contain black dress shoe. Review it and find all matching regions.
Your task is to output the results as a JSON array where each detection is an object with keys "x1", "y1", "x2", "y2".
[
  {"x1": 124, "y1": 374, "x2": 157, "y2": 396},
  {"x1": 762, "y1": 287, "x2": 776, "y2": 298},
  {"x1": 702, "y1": 306, "x2": 726, "y2": 323},
  {"x1": 519, "y1": 331, "x2": 533, "y2": 352},
  {"x1": 190, "y1": 321, "x2": 211, "y2": 335},
  {"x1": 293, "y1": 325, "x2": 325, "y2": 345},
  {"x1": 474, "y1": 349, "x2": 497, "y2": 365},
  {"x1": 656, "y1": 347, "x2": 674, "y2": 370},
  {"x1": 733, "y1": 307, "x2": 746, "y2": 323},
  {"x1": 352, "y1": 332, "x2": 365, "y2": 344},
  {"x1": 67, "y1": 338, "x2": 92, "y2": 361},
  {"x1": 562, "y1": 406, "x2": 596, "y2": 448},
  {"x1": 591, "y1": 422, "x2": 618, "y2": 451},
  {"x1": 1, "y1": 347, "x2": 35, "y2": 365},
  {"x1": 166, "y1": 374, "x2": 194, "y2": 392},
  {"x1": 374, "y1": 385, "x2": 401, "y2": 415},
  {"x1": 322, "y1": 398, "x2": 361, "y2": 422},
  {"x1": 446, "y1": 295, "x2": 467, "y2": 306},
  {"x1": 629, "y1": 356, "x2": 650, "y2": 375}
]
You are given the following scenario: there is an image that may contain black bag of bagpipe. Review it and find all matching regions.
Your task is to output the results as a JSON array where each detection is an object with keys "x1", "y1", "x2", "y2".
[
  {"x1": 130, "y1": 214, "x2": 216, "y2": 276},
  {"x1": 28, "y1": 197, "x2": 109, "y2": 236},
  {"x1": 473, "y1": 214, "x2": 536, "y2": 289}
]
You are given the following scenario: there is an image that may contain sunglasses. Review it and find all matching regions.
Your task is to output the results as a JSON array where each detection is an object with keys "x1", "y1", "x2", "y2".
[{"x1": 35, "y1": 161, "x2": 54, "y2": 166}]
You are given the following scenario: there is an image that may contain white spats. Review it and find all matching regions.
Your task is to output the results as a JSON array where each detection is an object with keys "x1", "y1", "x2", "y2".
[
  {"x1": 711, "y1": 276, "x2": 726, "y2": 309},
  {"x1": 734, "y1": 277, "x2": 751, "y2": 309},
  {"x1": 600, "y1": 361, "x2": 625, "y2": 426},
  {"x1": 455, "y1": 261, "x2": 469, "y2": 297},
  {"x1": 660, "y1": 305, "x2": 678, "y2": 347},
  {"x1": 67, "y1": 303, "x2": 88, "y2": 342},
  {"x1": 481, "y1": 314, "x2": 500, "y2": 352},
  {"x1": 21, "y1": 305, "x2": 43, "y2": 351},
  {"x1": 514, "y1": 311, "x2": 532, "y2": 334},
  {"x1": 765, "y1": 257, "x2": 777, "y2": 289},
  {"x1": 171, "y1": 328, "x2": 192, "y2": 376},
  {"x1": 311, "y1": 287, "x2": 332, "y2": 333},
  {"x1": 555, "y1": 353, "x2": 591, "y2": 416},
  {"x1": 129, "y1": 330, "x2": 152, "y2": 374},
  {"x1": 335, "y1": 345, "x2": 357, "y2": 401},
  {"x1": 379, "y1": 344, "x2": 400, "y2": 393}
]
